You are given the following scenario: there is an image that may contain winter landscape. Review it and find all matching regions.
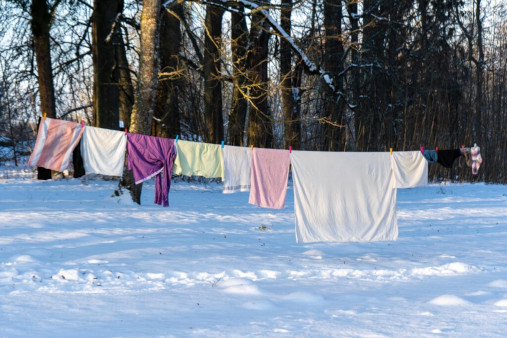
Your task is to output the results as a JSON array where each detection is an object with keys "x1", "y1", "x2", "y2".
[{"x1": 1, "y1": 160, "x2": 507, "y2": 337}]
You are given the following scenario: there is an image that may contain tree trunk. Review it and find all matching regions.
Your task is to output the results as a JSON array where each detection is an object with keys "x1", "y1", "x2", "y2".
[
  {"x1": 31, "y1": 0, "x2": 56, "y2": 119},
  {"x1": 154, "y1": 5, "x2": 183, "y2": 138},
  {"x1": 130, "y1": 0, "x2": 162, "y2": 135},
  {"x1": 347, "y1": 0, "x2": 360, "y2": 150},
  {"x1": 92, "y1": 0, "x2": 123, "y2": 129},
  {"x1": 115, "y1": 25, "x2": 134, "y2": 130},
  {"x1": 123, "y1": 0, "x2": 162, "y2": 204},
  {"x1": 247, "y1": 12, "x2": 272, "y2": 148},
  {"x1": 322, "y1": 0, "x2": 344, "y2": 151},
  {"x1": 31, "y1": 0, "x2": 56, "y2": 180},
  {"x1": 228, "y1": 6, "x2": 248, "y2": 146},
  {"x1": 203, "y1": 5, "x2": 224, "y2": 144},
  {"x1": 358, "y1": 0, "x2": 387, "y2": 151},
  {"x1": 474, "y1": 0, "x2": 484, "y2": 147},
  {"x1": 280, "y1": 0, "x2": 299, "y2": 149}
]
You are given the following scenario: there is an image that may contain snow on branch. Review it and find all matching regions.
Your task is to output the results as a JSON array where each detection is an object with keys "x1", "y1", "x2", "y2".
[{"x1": 164, "y1": 0, "x2": 356, "y2": 109}]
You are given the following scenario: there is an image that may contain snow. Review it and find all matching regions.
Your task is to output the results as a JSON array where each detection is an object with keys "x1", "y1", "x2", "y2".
[{"x1": 1, "y1": 165, "x2": 507, "y2": 336}]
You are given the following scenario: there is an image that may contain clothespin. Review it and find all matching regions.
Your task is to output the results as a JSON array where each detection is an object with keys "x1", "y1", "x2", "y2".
[
  {"x1": 250, "y1": 144, "x2": 253, "y2": 150},
  {"x1": 175, "y1": 135, "x2": 179, "y2": 143},
  {"x1": 390, "y1": 148, "x2": 393, "y2": 155},
  {"x1": 289, "y1": 146, "x2": 292, "y2": 153},
  {"x1": 221, "y1": 140, "x2": 224, "y2": 148},
  {"x1": 43, "y1": 113, "x2": 47, "y2": 118},
  {"x1": 125, "y1": 128, "x2": 128, "y2": 135},
  {"x1": 80, "y1": 120, "x2": 84, "y2": 127},
  {"x1": 435, "y1": 146, "x2": 438, "y2": 153},
  {"x1": 420, "y1": 146, "x2": 424, "y2": 153}
]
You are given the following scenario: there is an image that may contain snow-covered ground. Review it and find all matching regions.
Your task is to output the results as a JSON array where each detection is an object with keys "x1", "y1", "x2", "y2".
[{"x1": 1, "y1": 164, "x2": 507, "y2": 337}]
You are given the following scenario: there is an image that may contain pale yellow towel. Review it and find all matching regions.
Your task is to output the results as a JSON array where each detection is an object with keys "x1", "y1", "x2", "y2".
[{"x1": 173, "y1": 140, "x2": 224, "y2": 179}]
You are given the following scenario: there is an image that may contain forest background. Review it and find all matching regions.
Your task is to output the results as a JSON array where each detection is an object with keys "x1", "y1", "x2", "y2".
[{"x1": 0, "y1": 0, "x2": 505, "y2": 186}]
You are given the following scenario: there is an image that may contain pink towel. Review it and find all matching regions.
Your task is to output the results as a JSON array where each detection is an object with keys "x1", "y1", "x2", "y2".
[
  {"x1": 28, "y1": 117, "x2": 84, "y2": 172},
  {"x1": 248, "y1": 148, "x2": 291, "y2": 209}
]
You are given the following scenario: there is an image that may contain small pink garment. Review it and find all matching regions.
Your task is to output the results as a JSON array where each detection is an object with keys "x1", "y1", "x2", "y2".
[
  {"x1": 28, "y1": 117, "x2": 84, "y2": 172},
  {"x1": 248, "y1": 148, "x2": 291, "y2": 209}
]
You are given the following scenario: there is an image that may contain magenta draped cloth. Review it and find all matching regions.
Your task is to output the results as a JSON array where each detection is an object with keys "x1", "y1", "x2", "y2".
[{"x1": 127, "y1": 133, "x2": 176, "y2": 207}]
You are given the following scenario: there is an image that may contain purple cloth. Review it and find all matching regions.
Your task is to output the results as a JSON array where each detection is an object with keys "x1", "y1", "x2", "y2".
[{"x1": 127, "y1": 133, "x2": 176, "y2": 207}]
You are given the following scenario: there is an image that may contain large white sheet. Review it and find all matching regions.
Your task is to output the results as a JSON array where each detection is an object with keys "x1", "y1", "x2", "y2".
[
  {"x1": 291, "y1": 151, "x2": 398, "y2": 243},
  {"x1": 223, "y1": 145, "x2": 251, "y2": 193},
  {"x1": 80, "y1": 126, "x2": 127, "y2": 176},
  {"x1": 391, "y1": 151, "x2": 428, "y2": 188}
]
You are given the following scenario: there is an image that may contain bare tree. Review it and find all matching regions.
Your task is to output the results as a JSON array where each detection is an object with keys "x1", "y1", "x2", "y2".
[
  {"x1": 153, "y1": 5, "x2": 183, "y2": 138},
  {"x1": 280, "y1": 0, "x2": 299, "y2": 149},
  {"x1": 130, "y1": 0, "x2": 162, "y2": 136},
  {"x1": 124, "y1": 0, "x2": 162, "y2": 204},
  {"x1": 203, "y1": 4, "x2": 224, "y2": 143},
  {"x1": 228, "y1": 4, "x2": 249, "y2": 146},
  {"x1": 92, "y1": 0, "x2": 124, "y2": 129},
  {"x1": 247, "y1": 10, "x2": 272, "y2": 148}
]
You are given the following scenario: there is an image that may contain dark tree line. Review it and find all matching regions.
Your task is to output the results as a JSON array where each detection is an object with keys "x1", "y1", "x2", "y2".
[{"x1": 0, "y1": 0, "x2": 506, "y2": 192}]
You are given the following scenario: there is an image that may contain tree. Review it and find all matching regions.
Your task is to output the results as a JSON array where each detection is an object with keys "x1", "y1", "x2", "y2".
[
  {"x1": 91, "y1": 0, "x2": 124, "y2": 130},
  {"x1": 123, "y1": 0, "x2": 162, "y2": 204},
  {"x1": 202, "y1": 4, "x2": 224, "y2": 143},
  {"x1": 130, "y1": 0, "x2": 162, "y2": 136},
  {"x1": 228, "y1": 4, "x2": 249, "y2": 146},
  {"x1": 31, "y1": 0, "x2": 62, "y2": 179},
  {"x1": 153, "y1": 5, "x2": 183, "y2": 138},
  {"x1": 247, "y1": 10, "x2": 272, "y2": 148},
  {"x1": 280, "y1": 0, "x2": 300, "y2": 149},
  {"x1": 322, "y1": 0, "x2": 345, "y2": 151}
]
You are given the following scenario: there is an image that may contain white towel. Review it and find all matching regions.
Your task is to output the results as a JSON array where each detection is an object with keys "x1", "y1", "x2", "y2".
[
  {"x1": 223, "y1": 145, "x2": 251, "y2": 193},
  {"x1": 391, "y1": 151, "x2": 428, "y2": 188},
  {"x1": 291, "y1": 151, "x2": 398, "y2": 243},
  {"x1": 80, "y1": 126, "x2": 127, "y2": 176}
]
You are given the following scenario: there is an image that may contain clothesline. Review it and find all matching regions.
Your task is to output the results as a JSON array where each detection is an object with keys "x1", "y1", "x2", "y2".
[
  {"x1": 36, "y1": 112, "x2": 481, "y2": 156},
  {"x1": 27, "y1": 116, "x2": 479, "y2": 244}
]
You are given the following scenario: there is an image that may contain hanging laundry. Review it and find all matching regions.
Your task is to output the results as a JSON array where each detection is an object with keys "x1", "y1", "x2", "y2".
[
  {"x1": 391, "y1": 151, "x2": 428, "y2": 188},
  {"x1": 291, "y1": 151, "x2": 398, "y2": 243},
  {"x1": 28, "y1": 116, "x2": 84, "y2": 172},
  {"x1": 127, "y1": 133, "x2": 176, "y2": 207},
  {"x1": 422, "y1": 150, "x2": 438, "y2": 163},
  {"x1": 249, "y1": 148, "x2": 291, "y2": 209},
  {"x1": 471, "y1": 145, "x2": 482, "y2": 175},
  {"x1": 81, "y1": 126, "x2": 127, "y2": 176},
  {"x1": 223, "y1": 145, "x2": 252, "y2": 193},
  {"x1": 436, "y1": 149, "x2": 462, "y2": 168},
  {"x1": 172, "y1": 140, "x2": 224, "y2": 180}
]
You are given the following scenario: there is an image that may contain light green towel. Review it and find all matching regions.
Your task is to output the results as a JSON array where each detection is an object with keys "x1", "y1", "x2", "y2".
[{"x1": 173, "y1": 140, "x2": 224, "y2": 180}]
